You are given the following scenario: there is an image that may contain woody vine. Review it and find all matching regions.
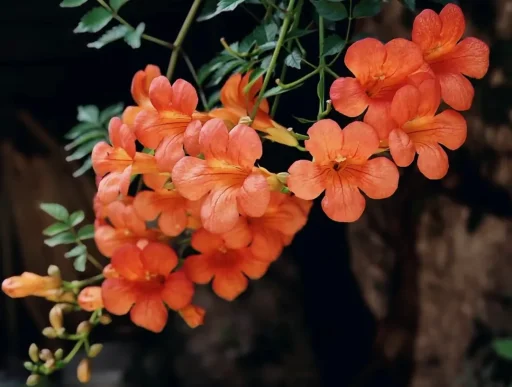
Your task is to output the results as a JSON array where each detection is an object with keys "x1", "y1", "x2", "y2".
[{"x1": 2, "y1": 0, "x2": 491, "y2": 385}]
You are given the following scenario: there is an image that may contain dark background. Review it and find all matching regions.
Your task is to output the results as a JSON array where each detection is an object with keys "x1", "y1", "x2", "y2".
[{"x1": 1, "y1": 0, "x2": 511, "y2": 386}]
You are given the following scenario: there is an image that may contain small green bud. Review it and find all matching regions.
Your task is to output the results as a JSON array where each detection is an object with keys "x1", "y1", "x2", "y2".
[
  {"x1": 26, "y1": 374, "x2": 40, "y2": 386},
  {"x1": 47, "y1": 265, "x2": 60, "y2": 278},
  {"x1": 39, "y1": 349, "x2": 52, "y2": 362},
  {"x1": 28, "y1": 344, "x2": 39, "y2": 363},
  {"x1": 23, "y1": 361, "x2": 34, "y2": 371},
  {"x1": 76, "y1": 321, "x2": 91, "y2": 335},
  {"x1": 88, "y1": 343, "x2": 103, "y2": 358},
  {"x1": 42, "y1": 327, "x2": 57, "y2": 339},
  {"x1": 49, "y1": 305, "x2": 63, "y2": 330},
  {"x1": 54, "y1": 348, "x2": 64, "y2": 361},
  {"x1": 99, "y1": 314, "x2": 112, "y2": 325}
]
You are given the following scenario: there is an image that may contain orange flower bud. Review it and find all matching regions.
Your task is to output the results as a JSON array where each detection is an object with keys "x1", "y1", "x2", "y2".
[
  {"x1": 2, "y1": 272, "x2": 60, "y2": 298},
  {"x1": 178, "y1": 305, "x2": 205, "y2": 328},
  {"x1": 78, "y1": 287, "x2": 103, "y2": 312},
  {"x1": 103, "y1": 264, "x2": 119, "y2": 279},
  {"x1": 42, "y1": 290, "x2": 75, "y2": 303},
  {"x1": 49, "y1": 305, "x2": 64, "y2": 331},
  {"x1": 77, "y1": 358, "x2": 91, "y2": 383}
]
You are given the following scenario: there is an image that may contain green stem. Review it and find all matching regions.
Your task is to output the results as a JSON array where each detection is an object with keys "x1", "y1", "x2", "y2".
[
  {"x1": 317, "y1": 16, "x2": 326, "y2": 119},
  {"x1": 324, "y1": 66, "x2": 340, "y2": 78},
  {"x1": 69, "y1": 274, "x2": 105, "y2": 289},
  {"x1": 166, "y1": 0, "x2": 203, "y2": 80},
  {"x1": 277, "y1": 68, "x2": 319, "y2": 89},
  {"x1": 251, "y1": 0, "x2": 298, "y2": 120},
  {"x1": 62, "y1": 340, "x2": 84, "y2": 365},
  {"x1": 181, "y1": 52, "x2": 208, "y2": 109},
  {"x1": 329, "y1": 0, "x2": 352, "y2": 67}
]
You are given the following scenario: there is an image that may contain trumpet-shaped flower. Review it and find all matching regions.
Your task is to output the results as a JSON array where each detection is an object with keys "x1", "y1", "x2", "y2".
[
  {"x1": 172, "y1": 119, "x2": 270, "y2": 234},
  {"x1": 78, "y1": 286, "x2": 104, "y2": 312},
  {"x1": 412, "y1": 4, "x2": 489, "y2": 110},
  {"x1": 209, "y1": 73, "x2": 298, "y2": 146},
  {"x1": 101, "y1": 242, "x2": 195, "y2": 333},
  {"x1": 287, "y1": 120, "x2": 399, "y2": 222},
  {"x1": 387, "y1": 75, "x2": 467, "y2": 179},
  {"x1": 2, "y1": 272, "x2": 61, "y2": 299}
]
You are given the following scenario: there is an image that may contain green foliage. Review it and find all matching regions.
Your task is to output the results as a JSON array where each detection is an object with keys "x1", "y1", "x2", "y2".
[
  {"x1": 353, "y1": 0, "x2": 383, "y2": 19},
  {"x1": 310, "y1": 0, "x2": 348, "y2": 22},
  {"x1": 60, "y1": 0, "x2": 88, "y2": 7},
  {"x1": 323, "y1": 34, "x2": 346, "y2": 57},
  {"x1": 400, "y1": 0, "x2": 415, "y2": 11},
  {"x1": 109, "y1": 0, "x2": 130, "y2": 12},
  {"x1": 65, "y1": 103, "x2": 123, "y2": 177},
  {"x1": 74, "y1": 7, "x2": 113, "y2": 33},
  {"x1": 124, "y1": 22, "x2": 145, "y2": 48},
  {"x1": 40, "y1": 203, "x2": 94, "y2": 272},
  {"x1": 493, "y1": 339, "x2": 512, "y2": 360},
  {"x1": 87, "y1": 25, "x2": 130, "y2": 49},
  {"x1": 285, "y1": 49, "x2": 302, "y2": 69},
  {"x1": 198, "y1": 0, "x2": 247, "y2": 21}
]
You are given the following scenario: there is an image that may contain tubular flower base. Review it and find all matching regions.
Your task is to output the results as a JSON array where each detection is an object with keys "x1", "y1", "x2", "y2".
[{"x1": 2, "y1": 272, "x2": 61, "y2": 299}]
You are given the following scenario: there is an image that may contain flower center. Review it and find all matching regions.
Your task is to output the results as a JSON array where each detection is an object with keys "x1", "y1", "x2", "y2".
[{"x1": 332, "y1": 156, "x2": 347, "y2": 171}]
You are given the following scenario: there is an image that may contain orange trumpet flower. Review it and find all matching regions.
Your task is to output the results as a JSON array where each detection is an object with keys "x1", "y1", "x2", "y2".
[
  {"x1": 78, "y1": 286, "x2": 104, "y2": 312},
  {"x1": 2, "y1": 272, "x2": 61, "y2": 299}
]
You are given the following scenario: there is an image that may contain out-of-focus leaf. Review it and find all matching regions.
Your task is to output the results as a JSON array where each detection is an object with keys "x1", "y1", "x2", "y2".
[
  {"x1": 44, "y1": 232, "x2": 76, "y2": 247},
  {"x1": 323, "y1": 34, "x2": 346, "y2": 56},
  {"x1": 74, "y1": 254, "x2": 88, "y2": 272},
  {"x1": 74, "y1": 7, "x2": 113, "y2": 33},
  {"x1": 197, "y1": 0, "x2": 246, "y2": 21},
  {"x1": 73, "y1": 157, "x2": 93, "y2": 177},
  {"x1": 99, "y1": 103, "x2": 124, "y2": 124},
  {"x1": 77, "y1": 105, "x2": 100, "y2": 123},
  {"x1": 60, "y1": 0, "x2": 88, "y2": 7},
  {"x1": 69, "y1": 210, "x2": 85, "y2": 227},
  {"x1": 263, "y1": 83, "x2": 302, "y2": 98},
  {"x1": 64, "y1": 130, "x2": 106, "y2": 151},
  {"x1": 260, "y1": 55, "x2": 272, "y2": 69},
  {"x1": 109, "y1": 0, "x2": 129, "y2": 12},
  {"x1": 40, "y1": 203, "x2": 69, "y2": 222},
  {"x1": 124, "y1": 22, "x2": 145, "y2": 48},
  {"x1": 285, "y1": 28, "x2": 316, "y2": 41},
  {"x1": 43, "y1": 223, "x2": 71, "y2": 237},
  {"x1": 65, "y1": 245, "x2": 87, "y2": 258},
  {"x1": 293, "y1": 116, "x2": 317, "y2": 124},
  {"x1": 311, "y1": 0, "x2": 348, "y2": 21},
  {"x1": 87, "y1": 25, "x2": 129, "y2": 49},
  {"x1": 206, "y1": 90, "x2": 221, "y2": 109},
  {"x1": 78, "y1": 224, "x2": 95, "y2": 240},
  {"x1": 206, "y1": 59, "x2": 245, "y2": 87},
  {"x1": 400, "y1": 0, "x2": 415, "y2": 11},
  {"x1": 66, "y1": 141, "x2": 97, "y2": 161},
  {"x1": 493, "y1": 339, "x2": 512, "y2": 360},
  {"x1": 65, "y1": 122, "x2": 98, "y2": 140},
  {"x1": 353, "y1": 0, "x2": 383, "y2": 19}
]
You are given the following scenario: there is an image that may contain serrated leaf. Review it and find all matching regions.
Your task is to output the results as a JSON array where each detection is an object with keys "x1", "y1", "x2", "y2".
[
  {"x1": 60, "y1": 0, "x2": 88, "y2": 7},
  {"x1": 77, "y1": 105, "x2": 100, "y2": 123},
  {"x1": 65, "y1": 122, "x2": 99, "y2": 140},
  {"x1": 65, "y1": 130, "x2": 106, "y2": 151},
  {"x1": 323, "y1": 34, "x2": 346, "y2": 57},
  {"x1": 69, "y1": 210, "x2": 85, "y2": 227},
  {"x1": 493, "y1": 339, "x2": 512, "y2": 360},
  {"x1": 198, "y1": 0, "x2": 246, "y2": 21},
  {"x1": 78, "y1": 224, "x2": 95, "y2": 240},
  {"x1": 73, "y1": 157, "x2": 93, "y2": 177},
  {"x1": 264, "y1": 23, "x2": 278, "y2": 41},
  {"x1": 311, "y1": 0, "x2": 348, "y2": 21},
  {"x1": 74, "y1": 7, "x2": 113, "y2": 33},
  {"x1": 65, "y1": 245, "x2": 87, "y2": 258},
  {"x1": 109, "y1": 0, "x2": 129, "y2": 12},
  {"x1": 124, "y1": 22, "x2": 145, "y2": 49},
  {"x1": 43, "y1": 222, "x2": 71, "y2": 237},
  {"x1": 243, "y1": 68, "x2": 266, "y2": 94},
  {"x1": 197, "y1": 56, "x2": 226, "y2": 85},
  {"x1": 284, "y1": 49, "x2": 302, "y2": 69},
  {"x1": 353, "y1": 0, "x2": 383, "y2": 19},
  {"x1": 87, "y1": 25, "x2": 129, "y2": 49},
  {"x1": 40, "y1": 203, "x2": 69, "y2": 221},
  {"x1": 260, "y1": 55, "x2": 272, "y2": 69},
  {"x1": 99, "y1": 103, "x2": 124, "y2": 123},
  {"x1": 293, "y1": 116, "x2": 317, "y2": 124},
  {"x1": 285, "y1": 28, "x2": 316, "y2": 41},
  {"x1": 206, "y1": 59, "x2": 245, "y2": 87},
  {"x1": 66, "y1": 141, "x2": 97, "y2": 161},
  {"x1": 400, "y1": 0, "x2": 415, "y2": 11},
  {"x1": 74, "y1": 254, "x2": 88, "y2": 272},
  {"x1": 44, "y1": 232, "x2": 76, "y2": 247}
]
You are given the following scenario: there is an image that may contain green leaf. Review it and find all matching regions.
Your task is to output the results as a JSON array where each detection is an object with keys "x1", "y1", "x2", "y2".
[
  {"x1": 73, "y1": 157, "x2": 93, "y2": 177},
  {"x1": 243, "y1": 68, "x2": 266, "y2": 94},
  {"x1": 311, "y1": 0, "x2": 348, "y2": 22},
  {"x1": 206, "y1": 90, "x2": 221, "y2": 110},
  {"x1": 77, "y1": 105, "x2": 100, "y2": 123},
  {"x1": 260, "y1": 55, "x2": 272, "y2": 69},
  {"x1": 65, "y1": 130, "x2": 106, "y2": 151},
  {"x1": 197, "y1": 0, "x2": 246, "y2": 21},
  {"x1": 109, "y1": 0, "x2": 129, "y2": 12},
  {"x1": 259, "y1": 42, "x2": 277, "y2": 52},
  {"x1": 40, "y1": 203, "x2": 69, "y2": 222},
  {"x1": 493, "y1": 339, "x2": 512, "y2": 360},
  {"x1": 353, "y1": 0, "x2": 383, "y2": 19},
  {"x1": 87, "y1": 25, "x2": 129, "y2": 49},
  {"x1": 197, "y1": 56, "x2": 226, "y2": 85},
  {"x1": 65, "y1": 122, "x2": 98, "y2": 140},
  {"x1": 44, "y1": 232, "x2": 76, "y2": 247},
  {"x1": 74, "y1": 7, "x2": 113, "y2": 33},
  {"x1": 264, "y1": 23, "x2": 278, "y2": 41},
  {"x1": 206, "y1": 59, "x2": 244, "y2": 87},
  {"x1": 60, "y1": 0, "x2": 88, "y2": 7},
  {"x1": 74, "y1": 254, "x2": 88, "y2": 272},
  {"x1": 262, "y1": 83, "x2": 302, "y2": 98},
  {"x1": 400, "y1": 0, "x2": 415, "y2": 11},
  {"x1": 293, "y1": 116, "x2": 317, "y2": 124},
  {"x1": 69, "y1": 210, "x2": 85, "y2": 227},
  {"x1": 284, "y1": 49, "x2": 302, "y2": 69},
  {"x1": 43, "y1": 222, "x2": 71, "y2": 237},
  {"x1": 124, "y1": 22, "x2": 145, "y2": 49},
  {"x1": 99, "y1": 103, "x2": 124, "y2": 124},
  {"x1": 78, "y1": 224, "x2": 95, "y2": 240},
  {"x1": 66, "y1": 141, "x2": 98, "y2": 161},
  {"x1": 65, "y1": 245, "x2": 87, "y2": 258},
  {"x1": 323, "y1": 34, "x2": 346, "y2": 57},
  {"x1": 285, "y1": 28, "x2": 316, "y2": 41}
]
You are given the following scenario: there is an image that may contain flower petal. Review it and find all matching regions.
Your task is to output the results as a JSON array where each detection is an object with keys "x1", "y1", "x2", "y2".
[
  {"x1": 381, "y1": 38, "x2": 424, "y2": 85},
  {"x1": 111, "y1": 244, "x2": 145, "y2": 281},
  {"x1": 130, "y1": 293, "x2": 168, "y2": 333},
  {"x1": 155, "y1": 136, "x2": 185, "y2": 173},
  {"x1": 412, "y1": 9, "x2": 442, "y2": 55},
  {"x1": 183, "y1": 120, "x2": 202, "y2": 156},
  {"x1": 220, "y1": 73, "x2": 243, "y2": 109},
  {"x1": 341, "y1": 121, "x2": 380, "y2": 163},
  {"x1": 428, "y1": 109, "x2": 467, "y2": 150},
  {"x1": 199, "y1": 118, "x2": 229, "y2": 160},
  {"x1": 390, "y1": 85, "x2": 421, "y2": 127},
  {"x1": 226, "y1": 124, "x2": 262, "y2": 169},
  {"x1": 149, "y1": 76, "x2": 173, "y2": 111},
  {"x1": 172, "y1": 157, "x2": 214, "y2": 200},
  {"x1": 159, "y1": 207, "x2": 188, "y2": 237},
  {"x1": 238, "y1": 249, "x2": 271, "y2": 279},
  {"x1": 416, "y1": 143, "x2": 449, "y2": 179},
  {"x1": 134, "y1": 109, "x2": 190, "y2": 149},
  {"x1": 287, "y1": 160, "x2": 327, "y2": 200},
  {"x1": 101, "y1": 278, "x2": 137, "y2": 315},
  {"x1": 212, "y1": 269, "x2": 248, "y2": 301},
  {"x1": 237, "y1": 172, "x2": 270, "y2": 218},
  {"x1": 201, "y1": 186, "x2": 239, "y2": 233},
  {"x1": 329, "y1": 77, "x2": 369, "y2": 117},
  {"x1": 389, "y1": 128, "x2": 416, "y2": 167},
  {"x1": 183, "y1": 253, "x2": 215, "y2": 284},
  {"x1": 249, "y1": 225, "x2": 284, "y2": 261},
  {"x1": 346, "y1": 158, "x2": 399, "y2": 199},
  {"x1": 321, "y1": 178, "x2": 366, "y2": 222},
  {"x1": 143, "y1": 173, "x2": 169, "y2": 190},
  {"x1": 178, "y1": 304, "x2": 205, "y2": 328},
  {"x1": 363, "y1": 100, "x2": 395, "y2": 140},
  {"x1": 131, "y1": 64, "x2": 161, "y2": 107},
  {"x1": 140, "y1": 242, "x2": 178, "y2": 276},
  {"x1": 222, "y1": 217, "x2": 252, "y2": 249},
  {"x1": 109, "y1": 118, "x2": 136, "y2": 158},
  {"x1": 96, "y1": 167, "x2": 132, "y2": 206},
  {"x1": 190, "y1": 228, "x2": 224, "y2": 253},
  {"x1": 305, "y1": 119, "x2": 343, "y2": 164},
  {"x1": 161, "y1": 271, "x2": 194, "y2": 311},
  {"x1": 133, "y1": 191, "x2": 161, "y2": 221},
  {"x1": 437, "y1": 72, "x2": 474, "y2": 111},
  {"x1": 172, "y1": 79, "x2": 198, "y2": 116},
  {"x1": 345, "y1": 38, "x2": 386, "y2": 84}
]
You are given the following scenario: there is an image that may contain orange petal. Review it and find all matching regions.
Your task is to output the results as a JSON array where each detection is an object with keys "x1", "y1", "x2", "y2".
[
  {"x1": 131, "y1": 64, "x2": 161, "y2": 107},
  {"x1": 363, "y1": 100, "x2": 395, "y2": 140},
  {"x1": 172, "y1": 157, "x2": 214, "y2": 200},
  {"x1": 381, "y1": 38, "x2": 424, "y2": 86},
  {"x1": 130, "y1": 292, "x2": 168, "y2": 333},
  {"x1": 109, "y1": 118, "x2": 136, "y2": 158},
  {"x1": 201, "y1": 186, "x2": 239, "y2": 233},
  {"x1": 287, "y1": 160, "x2": 327, "y2": 200},
  {"x1": 208, "y1": 108, "x2": 241, "y2": 128},
  {"x1": 78, "y1": 286, "x2": 103, "y2": 312},
  {"x1": 178, "y1": 304, "x2": 205, "y2": 328},
  {"x1": 149, "y1": 76, "x2": 173, "y2": 111},
  {"x1": 103, "y1": 264, "x2": 119, "y2": 279},
  {"x1": 159, "y1": 206, "x2": 188, "y2": 237},
  {"x1": 390, "y1": 85, "x2": 421, "y2": 127},
  {"x1": 199, "y1": 118, "x2": 229, "y2": 160},
  {"x1": 240, "y1": 71, "x2": 269, "y2": 113},
  {"x1": 94, "y1": 225, "x2": 139, "y2": 258},
  {"x1": 238, "y1": 249, "x2": 272, "y2": 279},
  {"x1": 96, "y1": 168, "x2": 132, "y2": 204},
  {"x1": 416, "y1": 143, "x2": 449, "y2": 179},
  {"x1": 415, "y1": 77, "x2": 441, "y2": 117},
  {"x1": 344, "y1": 38, "x2": 386, "y2": 85},
  {"x1": 101, "y1": 278, "x2": 137, "y2": 315},
  {"x1": 172, "y1": 79, "x2": 198, "y2": 116},
  {"x1": 341, "y1": 121, "x2": 380, "y2": 163},
  {"x1": 321, "y1": 178, "x2": 365, "y2": 222},
  {"x1": 346, "y1": 158, "x2": 399, "y2": 199},
  {"x1": 220, "y1": 73, "x2": 243, "y2": 109},
  {"x1": 237, "y1": 173, "x2": 270, "y2": 218},
  {"x1": 222, "y1": 217, "x2": 252, "y2": 249},
  {"x1": 212, "y1": 269, "x2": 248, "y2": 301},
  {"x1": 329, "y1": 77, "x2": 369, "y2": 117},
  {"x1": 143, "y1": 173, "x2": 169, "y2": 190},
  {"x1": 411, "y1": 9, "x2": 442, "y2": 56},
  {"x1": 226, "y1": 124, "x2": 262, "y2": 169},
  {"x1": 140, "y1": 242, "x2": 178, "y2": 276},
  {"x1": 250, "y1": 226, "x2": 284, "y2": 261},
  {"x1": 155, "y1": 136, "x2": 185, "y2": 173},
  {"x1": 161, "y1": 271, "x2": 194, "y2": 311},
  {"x1": 183, "y1": 120, "x2": 202, "y2": 156},
  {"x1": 183, "y1": 253, "x2": 215, "y2": 283},
  {"x1": 437, "y1": 72, "x2": 474, "y2": 111},
  {"x1": 438, "y1": 4, "x2": 465, "y2": 50},
  {"x1": 428, "y1": 110, "x2": 467, "y2": 150},
  {"x1": 305, "y1": 119, "x2": 343, "y2": 164},
  {"x1": 190, "y1": 228, "x2": 224, "y2": 253},
  {"x1": 134, "y1": 109, "x2": 190, "y2": 149},
  {"x1": 133, "y1": 191, "x2": 161, "y2": 221},
  {"x1": 122, "y1": 106, "x2": 143, "y2": 126},
  {"x1": 91, "y1": 142, "x2": 115, "y2": 177},
  {"x1": 124, "y1": 205, "x2": 147, "y2": 235},
  {"x1": 111, "y1": 244, "x2": 145, "y2": 281},
  {"x1": 389, "y1": 128, "x2": 416, "y2": 167}
]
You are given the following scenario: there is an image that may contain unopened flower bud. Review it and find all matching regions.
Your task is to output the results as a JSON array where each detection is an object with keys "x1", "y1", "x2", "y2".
[
  {"x1": 88, "y1": 343, "x2": 103, "y2": 358},
  {"x1": 2, "y1": 272, "x2": 60, "y2": 299},
  {"x1": 26, "y1": 374, "x2": 40, "y2": 386},
  {"x1": 44, "y1": 358, "x2": 55, "y2": 370},
  {"x1": 49, "y1": 306, "x2": 63, "y2": 331},
  {"x1": 24, "y1": 362, "x2": 34, "y2": 371},
  {"x1": 47, "y1": 265, "x2": 60, "y2": 278},
  {"x1": 39, "y1": 349, "x2": 52, "y2": 362},
  {"x1": 179, "y1": 305, "x2": 206, "y2": 328},
  {"x1": 99, "y1": 314, "x2": 112, "y2": 325},
  {"x1": 42, "y1": 327, "x2": 57, "y2": 339},
  {"x1": 28, "y1": 344, "x2": 39, "y2": 363},
  {"x1": 78, "y1": 287, "x2": 103, "y2": 312},
  {"x1": 54, "y1": 348, "x2": 63, "y2": 361},
  {"x1": 56, "y1": 303, "x2": 74, "y2": 313},
  {"x1": 76, "y1": 321, "x2": 91, "y2": 335},
  {"x1": 77, "y1": 358, "x2": 91, "y2": 384}
]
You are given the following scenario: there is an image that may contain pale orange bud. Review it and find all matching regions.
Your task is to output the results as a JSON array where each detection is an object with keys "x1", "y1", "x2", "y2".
[
  {"x1": 77, "y1": 358, "x2": 91, "y2": 383},
  {"x1": 49, "y1": 305, "x2": 63, "y2": 330},
  {"x1": 103, "y1": 264, "x2": 119, "y2": 279},
  {"x1": 78, "y1": 287, "x2": 103, "y2": 312},
  {"x1": 178, "y1": 304, "x2": 205, "y2": 328},
  {"x1": 2, "y1": 272, "x2": 60, "y2": 298}
]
